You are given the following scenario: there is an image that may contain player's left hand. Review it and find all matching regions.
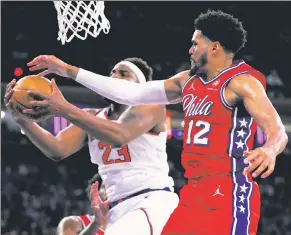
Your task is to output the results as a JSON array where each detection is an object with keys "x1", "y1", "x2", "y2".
[
  {"x1": 22, "y1": 78, "x2": 70, "y2": 116},
  {"x1": 243, "y1": 147, "x2": 277, "y2": 178},
  {"x1": 90, "y1": 181, "x2": 109, "y2": 226},
  {"x1": 27, "y1": 55, "x2": 69, "y2": 77}
]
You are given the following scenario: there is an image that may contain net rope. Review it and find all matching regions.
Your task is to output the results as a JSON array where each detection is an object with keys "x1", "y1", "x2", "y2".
[{"x1": 53, "y1": 1, "x2": 110, "y2": 45}]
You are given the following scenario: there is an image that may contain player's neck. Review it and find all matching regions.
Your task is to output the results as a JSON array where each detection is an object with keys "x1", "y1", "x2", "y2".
[
  {"x1": 206, "y1": 58, "x2": 233, "y2": 81},
  {"x1": 107, "y1": 104, "x2": 129, "y2": 120}
]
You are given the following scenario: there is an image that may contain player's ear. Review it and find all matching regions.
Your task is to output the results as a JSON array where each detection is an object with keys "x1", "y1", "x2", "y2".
[
  {"x1": 211, "y1": 41, "x2": 223, "y2": 52},
  {"x1": 212, "y1": 41, "x2": 220, "y2": 52}
]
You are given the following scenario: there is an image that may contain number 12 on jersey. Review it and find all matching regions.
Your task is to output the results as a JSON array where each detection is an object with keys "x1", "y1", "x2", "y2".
[{"x1": 186, "y1": 120, "x2": 211, "y2": 145}]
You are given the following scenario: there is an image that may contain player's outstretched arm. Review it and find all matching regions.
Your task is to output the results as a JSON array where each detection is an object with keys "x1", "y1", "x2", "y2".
[
  {"x1": 4, "y1": 79, "x2": 89, "y2": 161},
  {"x1": 228, "y1": 74, "x2": 288, "y2": 178},
  {"x1": 62, "y1": 104, "x2": 165, "y2": 148},
  {"x1": 16, "y1": 120, "x2": 87, "y2": 162},
  {"x1": 57, "y1": 216, "x2": 83, "y2": 235},
  {"x1": 27, "y1": 55, "x2": 186, "y2": 105}
]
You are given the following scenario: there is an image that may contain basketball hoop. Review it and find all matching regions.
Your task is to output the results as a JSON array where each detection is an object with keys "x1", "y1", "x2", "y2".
[{"x1": 53, "y1": 1, "x2": 110, "y2": 45}]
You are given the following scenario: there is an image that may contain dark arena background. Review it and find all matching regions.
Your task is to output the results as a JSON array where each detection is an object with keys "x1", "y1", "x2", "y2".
[{"x1": 1, "y1": 1, "x2": 291, "y2": 235}]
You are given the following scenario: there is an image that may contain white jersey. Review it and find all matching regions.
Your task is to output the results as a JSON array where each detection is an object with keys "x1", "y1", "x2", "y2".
[{"x1": 88, "y1": 107, "x2": 174, "y2": 202}]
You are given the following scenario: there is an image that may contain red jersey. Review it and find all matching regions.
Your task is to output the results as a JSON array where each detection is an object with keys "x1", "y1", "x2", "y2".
[
  {"x1": 78, "y1": 215, "x2": 105, "y2": 235},
  {"x1": 181, "y1": 60, "x2": 266, "y2": 178}
]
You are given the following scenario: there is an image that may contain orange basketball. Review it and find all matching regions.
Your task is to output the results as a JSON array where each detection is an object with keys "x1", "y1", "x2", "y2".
[{"x1": 11, "y1": 75, "x2": 52, "y2": 121}]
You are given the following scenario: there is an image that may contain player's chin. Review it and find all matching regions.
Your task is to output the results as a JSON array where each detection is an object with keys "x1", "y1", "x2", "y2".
[{"x1": 189, "y1": 66, "x2": 197, "y2": 77}]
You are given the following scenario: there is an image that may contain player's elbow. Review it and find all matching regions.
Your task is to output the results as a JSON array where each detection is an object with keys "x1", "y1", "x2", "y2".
[
  {"x1": 49, "y1": 144, "x2": 74, "y2": 162},
  {"x1": 110, "y1": 137, "x2": 127, "y2": 148},
  {"x1": 110, "y1": 131, "x2": 130, "y2": 148},
  {"x1": 278, "y1": 124, "x2": 289, "y2": 146},
  {"x1": 47, "y1": 153, "x2": 66, "y2": 162},
  {"x1": 282, "y1": 132, "x2": 289, "y2": 147},
  {"x1": 275, "y1": 124, "x2": 289, "y2": 150},
  {"x1": 45, "y1": 150, "x2": 68, "y2": 162}
]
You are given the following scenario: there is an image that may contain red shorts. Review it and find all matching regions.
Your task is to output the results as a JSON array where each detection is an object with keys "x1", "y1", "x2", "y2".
[{"x1": 162, "y1": 173, "x2": 261, "y2": 235}]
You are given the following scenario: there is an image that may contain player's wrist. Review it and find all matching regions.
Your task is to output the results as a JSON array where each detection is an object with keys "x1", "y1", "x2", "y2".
[
  {"x1": 14, "y1": 117, "x2": 33, "y2": 127},
  {"x1": 65, "y1": 64, "x2": 80, "y2": 80},
  {"x1": 53, "y1": 99, "x2": 74, "y2": 117},
  {"x1": 262, "y1": 145, "x2": 278, "y2": 158},
  {"x1": 90, "y1": 218, "x2": 102, "y2": 229}
]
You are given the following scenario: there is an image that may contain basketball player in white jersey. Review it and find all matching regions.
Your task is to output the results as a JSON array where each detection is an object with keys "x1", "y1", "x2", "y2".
[
  {"x1": 57, "y1": 173, "x2": 107, "y2": 235},
  {"x1": 5, "y1": 57, "x2": 179, "y2": 235}
]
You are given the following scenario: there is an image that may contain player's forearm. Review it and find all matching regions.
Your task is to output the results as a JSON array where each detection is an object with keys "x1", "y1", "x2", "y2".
[
  {"x1": 78, "y1": 221, "x2": 100, "y2": 235},
  {"x1": 263, "y1": 125, "x2": 288, "y2": 156},
  {"x1": 15, "y1": 119, "x2": 66, "y2": 161},
  {"x1": 61, "y1": 103, "x2": 126, "y2": 147},
  {"x1": 65, "y1": 65, "x2": 169, "y2": 106}
]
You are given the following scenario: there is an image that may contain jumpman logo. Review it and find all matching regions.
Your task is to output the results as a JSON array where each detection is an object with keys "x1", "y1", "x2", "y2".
[
  {"x1": 188, "y1": 80, "x2": 195, "y2": 90},
  {"x1": 212, "y1": 185, "x2": 224, "y2": 196}
]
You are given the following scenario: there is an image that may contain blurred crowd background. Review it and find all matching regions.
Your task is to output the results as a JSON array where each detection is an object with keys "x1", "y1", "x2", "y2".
[{"x1": 1, "y1": 1, "x2": 291, "y2": 235}]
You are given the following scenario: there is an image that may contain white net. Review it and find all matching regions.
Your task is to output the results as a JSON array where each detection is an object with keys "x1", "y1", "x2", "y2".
[{"x1": 53, "y1": 1, "x2": 110, "y2": 45}]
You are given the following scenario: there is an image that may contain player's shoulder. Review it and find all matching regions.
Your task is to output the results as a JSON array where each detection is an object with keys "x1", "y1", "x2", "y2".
[
  {"x1": 228, "y1": 73, "x2": 266, "y2": 97},
  {"x1": 230, "y1": 73, "x2": 264, "y2": 86},
  {"x1": 234, "y1": 61, "x2": 266, "y2": 81},
  {"x1": 168, "y1": 70, "x2": 190, "y2": 87},
  {"x1": 232, "y1": 72, "x2": 255, "y2": 81},
  {"x1": 169, "y1": 70, "x2": 190, "y2": 80}
]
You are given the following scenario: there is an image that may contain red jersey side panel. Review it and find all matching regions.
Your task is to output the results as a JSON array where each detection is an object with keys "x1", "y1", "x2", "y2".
[{"x1": 78, "y1": 215, "x2": 105, "y2": 235}]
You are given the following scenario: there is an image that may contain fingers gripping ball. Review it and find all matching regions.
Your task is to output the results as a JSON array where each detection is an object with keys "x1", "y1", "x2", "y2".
[{"x1": 11, "y1": 75, "x2": 52, "y2": 121}]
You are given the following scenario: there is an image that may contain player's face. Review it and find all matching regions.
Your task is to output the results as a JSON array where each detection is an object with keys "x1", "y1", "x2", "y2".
[
  {"x1": 189, "y1": 30, "x2": 210, "y2": 76},
  {"x1": 110, "y1": 64, "x2": 138, "y2": 83}
]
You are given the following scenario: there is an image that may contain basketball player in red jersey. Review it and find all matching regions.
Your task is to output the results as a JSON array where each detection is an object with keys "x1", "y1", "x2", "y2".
[
  {"x1": 27, "y1": 10, "x2": 288, "y2": 235},
  {"x1": 57, "y1": 173, "x2": 107, "y2": 235}
]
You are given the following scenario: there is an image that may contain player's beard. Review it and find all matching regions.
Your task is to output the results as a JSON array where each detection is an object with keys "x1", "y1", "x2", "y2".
[{"x1": 189, "y1": 51, "x2": 208, "y2": 77}]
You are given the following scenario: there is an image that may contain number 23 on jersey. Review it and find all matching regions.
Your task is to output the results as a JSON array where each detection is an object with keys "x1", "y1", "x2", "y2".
[{"x1": 98, "y1": 141, "x2": 132, "y2": 165}]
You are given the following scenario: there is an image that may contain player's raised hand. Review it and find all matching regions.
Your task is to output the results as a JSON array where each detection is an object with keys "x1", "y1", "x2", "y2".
[
  {"x1": 90, "y1": 181, "x2": 109, "y2": 226},
  {"x1": 22, "y1": 78, "x2": 69, "y2": 116},
  {"x1": 27, "y1": 55, "x2": 69, "y2": 77},
  {"x1": 243, "y1": 147, "x2": 277, "y2": 178}
]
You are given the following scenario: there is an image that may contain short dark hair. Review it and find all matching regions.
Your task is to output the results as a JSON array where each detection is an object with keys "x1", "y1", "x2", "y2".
[
  {"x1": 85, "y1": 173, "x2": 102, "y2": 199},
  {"x1": 123, "y1": 57, "x2": 153, "y2": 81},
  {"x1": 194, "y1": 10, "x2": 247, "y2": 54}
]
